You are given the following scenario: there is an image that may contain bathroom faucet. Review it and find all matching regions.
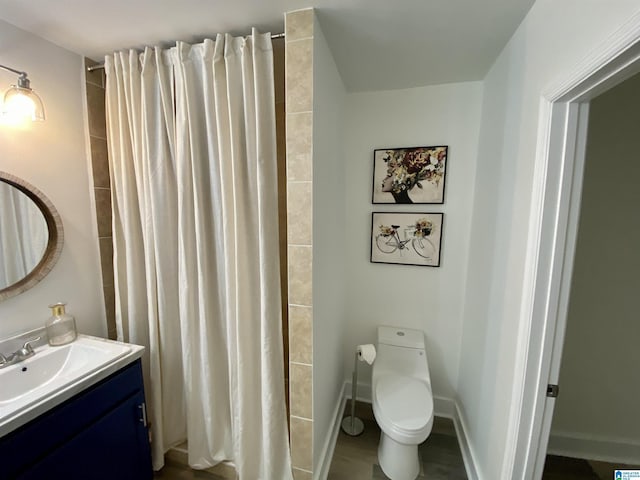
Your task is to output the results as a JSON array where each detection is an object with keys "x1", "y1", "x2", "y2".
[{"x1": 0, "y1": 336, "x2": 40, "y2": 369}]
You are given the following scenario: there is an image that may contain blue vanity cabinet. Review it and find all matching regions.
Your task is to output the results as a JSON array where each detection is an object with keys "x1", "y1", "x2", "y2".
[{"x1": 0, "y1": 359, "x2": 153, "y2": 480}]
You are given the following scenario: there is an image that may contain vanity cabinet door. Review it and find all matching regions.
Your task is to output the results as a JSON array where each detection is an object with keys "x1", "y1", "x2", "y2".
[
  {"x1": 18, "y1": 389, "x2": 152, "y2": 480},
  {"x1": 0, "y1": 360, "x2": 152, "y2": 480}
]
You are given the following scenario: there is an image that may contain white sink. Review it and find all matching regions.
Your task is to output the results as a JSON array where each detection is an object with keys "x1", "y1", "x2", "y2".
[{"x1": 0, "y1": 335, "x2": 144, "y2": 437}]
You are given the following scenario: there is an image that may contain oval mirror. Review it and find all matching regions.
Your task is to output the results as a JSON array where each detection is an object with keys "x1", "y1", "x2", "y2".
[{"x1": 0, "y1": 172, "x2": 64, "y2": 301}]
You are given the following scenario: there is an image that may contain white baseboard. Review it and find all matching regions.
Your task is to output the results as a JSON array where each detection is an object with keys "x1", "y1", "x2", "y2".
[
  {"x1": 434, "y1": 395, "x2": 455, "y2": 419},
  {"x1": 314, "y1": 382, "x2": 348, "y2": 480},
  {"x1": 548, "y1": 431, "x2": 640, "y2": 465},
  {"x1": 454, "y1": 402, "x2": 480, "y2": 480},
  {"x1": 344, "y1": 380, "x2": 372, "y2": 403}
]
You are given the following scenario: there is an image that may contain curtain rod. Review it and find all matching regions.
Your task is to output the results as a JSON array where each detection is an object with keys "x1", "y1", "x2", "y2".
[{"x1": 87, "y1": 32, "x2": 285, "y2": 72}]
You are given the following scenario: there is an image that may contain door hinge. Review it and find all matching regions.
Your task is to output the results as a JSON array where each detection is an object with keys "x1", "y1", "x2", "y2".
[
  {"x1": 138, "y1": 402, "x2": 148, "y2": 426},
  {"x1": 547, "y1": 384, "x2": 559, "y2": 398}
]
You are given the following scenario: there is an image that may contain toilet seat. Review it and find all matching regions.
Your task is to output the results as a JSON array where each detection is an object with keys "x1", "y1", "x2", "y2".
[{"x1": 373, "y1": 374, "x2": 433, "y2": 444}]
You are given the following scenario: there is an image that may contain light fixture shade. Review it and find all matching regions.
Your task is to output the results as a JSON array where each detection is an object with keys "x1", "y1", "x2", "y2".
[{"x1": 3, "y1": 85, "x2": 45, "y2": 122}]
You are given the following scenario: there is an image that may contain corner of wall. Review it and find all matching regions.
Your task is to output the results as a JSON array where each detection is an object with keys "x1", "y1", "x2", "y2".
[{"x1": 83, "y1": 57, "x2": 116, "y2": 339}]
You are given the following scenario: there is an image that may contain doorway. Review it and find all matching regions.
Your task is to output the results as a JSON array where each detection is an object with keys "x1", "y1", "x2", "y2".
[
  {"x1": 540, "y1": 72, "x2": 640, "y2": 479},
  {"x1": 506, "y1": 17, "x2": 640, "y2": 480}
]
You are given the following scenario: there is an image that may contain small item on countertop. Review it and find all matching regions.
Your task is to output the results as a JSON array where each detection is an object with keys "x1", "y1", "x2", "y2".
[{"x1": 46, "y1": 302, "x2": 77, "y2": 346}]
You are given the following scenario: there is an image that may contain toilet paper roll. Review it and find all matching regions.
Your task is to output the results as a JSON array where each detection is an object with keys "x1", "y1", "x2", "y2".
[{"x1": 357, "y1": 344, "x2": 376, "y2": 365}]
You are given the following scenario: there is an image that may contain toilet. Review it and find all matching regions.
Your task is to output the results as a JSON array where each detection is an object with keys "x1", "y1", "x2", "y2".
[{"x1": 372, "y1": 326, "x2": 434, "y2": 480}]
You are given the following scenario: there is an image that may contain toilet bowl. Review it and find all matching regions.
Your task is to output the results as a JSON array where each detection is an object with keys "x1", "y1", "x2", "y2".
[{"x1": 372, "y1": 326, "x2": 434, "y2": 480}]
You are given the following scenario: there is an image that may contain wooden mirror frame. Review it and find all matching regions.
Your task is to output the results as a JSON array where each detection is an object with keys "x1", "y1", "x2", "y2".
[{"x1": 0, "y1": 172, "x2": 64, "y2": 301}]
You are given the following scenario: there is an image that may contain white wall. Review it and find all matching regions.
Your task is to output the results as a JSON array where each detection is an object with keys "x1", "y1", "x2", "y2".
[
  {"x1": 549, "y1": 73, "x2": 640, "y2": 458},
  {"x1": 312, "y1": 17, "x2": 348, "y2": 469},
  {"x1": 343, "y1": 81, "x2": 483, "y2": 404},
  {"x1": 0, "y1": 19, "x2": 105, "y2": 338},
  {"x1": 457, "y1": 1, "x2": 640, "y2": 478}
]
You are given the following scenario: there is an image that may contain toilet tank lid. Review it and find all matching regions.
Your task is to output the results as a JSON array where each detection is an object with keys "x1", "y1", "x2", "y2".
[{"x1": 378, "y1": 326, "x2": 425, "y2": 349}]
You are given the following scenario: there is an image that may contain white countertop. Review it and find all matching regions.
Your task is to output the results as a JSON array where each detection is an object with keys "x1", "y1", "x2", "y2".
[{"x1": 0, "y1": 334, "x2": 144, "y2": 437}]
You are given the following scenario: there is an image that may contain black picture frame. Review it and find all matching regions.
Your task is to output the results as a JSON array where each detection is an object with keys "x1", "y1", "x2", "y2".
[
  {"x1": 372, "y1": 146, "x2": 448, "y2": 204},
  {"x1": 370, "y1": 212, "x2": 443, "y2": 267}
]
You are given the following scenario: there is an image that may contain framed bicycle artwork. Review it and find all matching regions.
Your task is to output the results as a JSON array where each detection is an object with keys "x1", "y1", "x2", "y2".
[
  {"x1": 372, "y1": 146, "x2": 448, "y2": 204},
  {"x1": 370, "y1": 212, "x2": 443, "y2": 267}
]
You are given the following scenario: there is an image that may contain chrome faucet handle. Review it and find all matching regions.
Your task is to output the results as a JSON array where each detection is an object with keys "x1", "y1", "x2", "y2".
[
  {"x1": 17, "y1": 336, "x2": 41, "y2": 358},
  {"x1": 22, "y1": 336, "x2": 41, "y2": 351}
]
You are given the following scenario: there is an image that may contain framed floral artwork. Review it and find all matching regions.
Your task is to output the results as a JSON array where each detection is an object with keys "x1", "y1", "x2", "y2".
[
  {"x1": 370, "y1": 212, "x2": 443, "y2": 267},
  {"x1": 372, "y1": 146, "x2": 448, "y2": 204}
]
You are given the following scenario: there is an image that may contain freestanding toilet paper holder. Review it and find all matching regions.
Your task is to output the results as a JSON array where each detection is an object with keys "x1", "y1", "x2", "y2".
[{"x1": 341, "y1": 344, "x2": 375, "y2": 436}]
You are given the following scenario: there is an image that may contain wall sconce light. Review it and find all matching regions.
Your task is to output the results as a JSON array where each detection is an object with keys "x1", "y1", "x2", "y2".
[{"x1": 0, "y1": 64, "x2": 45, "y2": 122}]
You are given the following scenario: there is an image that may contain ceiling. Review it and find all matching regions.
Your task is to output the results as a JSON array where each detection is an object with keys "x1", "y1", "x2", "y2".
[{"x1": 0, "y1": 0, "x2": 536, "y2": 92}]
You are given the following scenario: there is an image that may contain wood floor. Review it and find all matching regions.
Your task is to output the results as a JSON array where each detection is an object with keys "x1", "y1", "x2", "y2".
[
  {"x1": 155, "y1": 451, "x2": 637, "y2": 480},
  {"x1": 542, "y1": 455, "x2": 640, "y2": 480},
  {"x1": 152, "y1": 400, "x2": 638, "y2": 480}
]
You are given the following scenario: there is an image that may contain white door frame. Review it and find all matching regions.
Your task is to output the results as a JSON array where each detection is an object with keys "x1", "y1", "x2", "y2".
[{"x1": 503, "y1": 12, "x2": 640, "y2": 480}]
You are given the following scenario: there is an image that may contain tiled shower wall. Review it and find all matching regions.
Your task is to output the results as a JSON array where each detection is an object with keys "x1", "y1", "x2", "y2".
[
  {"x1": 84, "y1": 58, "x2": 116, "y2": 340},
  {"x1": 285, "y1": 9, "x2": 314, "y2": 480}
]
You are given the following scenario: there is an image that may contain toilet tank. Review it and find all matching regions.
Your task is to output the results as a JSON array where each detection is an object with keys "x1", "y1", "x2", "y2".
[
  {"x1": 378, "y1": 326, "x2": 425, "y2": 349},
  {"x1": 374, "y1": 326, "x2": 430, "y2": 384}
]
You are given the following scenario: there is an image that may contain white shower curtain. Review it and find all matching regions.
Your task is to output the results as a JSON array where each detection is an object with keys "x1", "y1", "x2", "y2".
[{"x1": 104, "y1": 31, "x2": 292, "y2": 480}]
